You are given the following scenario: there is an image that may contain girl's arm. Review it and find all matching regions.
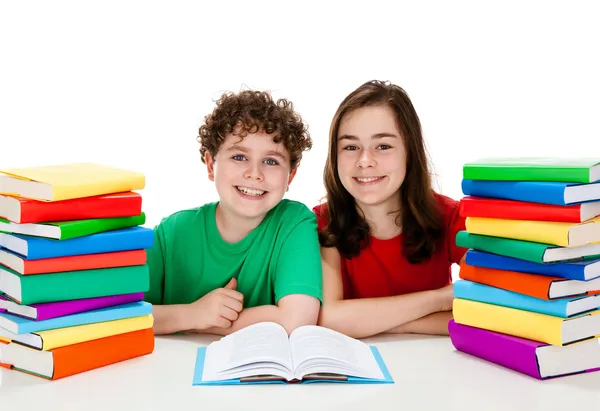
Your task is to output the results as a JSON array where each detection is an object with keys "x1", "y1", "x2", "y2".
[
  {"x1": 316, "y1": 246, "x2": 454, "y2": 339},
  {"x1": 385, "y1": 311, "x2": 453, "y2": 335}
]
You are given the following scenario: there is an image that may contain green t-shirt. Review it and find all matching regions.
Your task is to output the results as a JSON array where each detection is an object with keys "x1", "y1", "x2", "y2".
[{"x1": 144, "y1": 199, "x2": 323, "y2": 307}]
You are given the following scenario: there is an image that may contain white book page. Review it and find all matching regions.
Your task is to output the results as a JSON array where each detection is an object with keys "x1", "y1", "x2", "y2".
[
  {"x1": 289, "y1": 325, "x2": 384, "y2": 380},
  {"x1": 202, "y1": 322, "x2": 294, "y2": 381}
]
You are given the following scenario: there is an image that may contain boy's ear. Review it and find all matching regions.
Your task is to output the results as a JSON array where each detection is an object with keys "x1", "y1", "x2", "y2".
[
  {"x1": 205, "y1": 152, "x2": 215, "y2": 181},
  {"x1": 286, "y1": 167, "x2": 298, "y2": 191}
]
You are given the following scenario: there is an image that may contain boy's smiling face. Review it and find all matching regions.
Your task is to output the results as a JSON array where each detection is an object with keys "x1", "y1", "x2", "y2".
[{"x1": 205, "y1": 131, "x2": 297, "y2": 224}]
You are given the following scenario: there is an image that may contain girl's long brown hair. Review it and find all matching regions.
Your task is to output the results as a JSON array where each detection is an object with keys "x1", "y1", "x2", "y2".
[{"x1": 319, "y1": 80, "x2": 443, "y2": 264}]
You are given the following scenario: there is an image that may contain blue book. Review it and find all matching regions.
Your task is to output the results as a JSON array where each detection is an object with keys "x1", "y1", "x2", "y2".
[
  {"x1": 0, "y1": 301, "x2": 152, "y2": 334},
  {"x1": 465, "y1": 249, "x2": 600, "y2": 281},
  {"x1": 454, "y1": 280, "x2": 600, "y2": 318},
  {"x1": 0, "y1": 226, "x2": 154, "y2": 259},
  {"x1": 192, "y1": 322, "x2": 393, "y2": 385},
  {"x1": 461, "y1": 179, "x2": 600, "y2": 205}
]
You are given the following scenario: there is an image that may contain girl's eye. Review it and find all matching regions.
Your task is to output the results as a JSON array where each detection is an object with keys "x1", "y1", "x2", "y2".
[
  {"x1": 378, "y1": 144, "x2": 392, "y2": 150},
  {"x1": 232, "y1": 154, "x2": 246, "y2": 161},
  {"x1": 264, "y1": 158, "x2": 279, "y2": 166},
  {"x1": 342, "y1": 145, "x2": 358, "y2": 151}
]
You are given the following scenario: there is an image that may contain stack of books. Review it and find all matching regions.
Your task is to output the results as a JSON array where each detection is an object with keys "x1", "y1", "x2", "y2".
[
  {"x1": 448, "y1": 157, "x2": 600, "y2": 379},
  {"x1": 0, "y1": 163, "x2": 155, "y2": 380}
]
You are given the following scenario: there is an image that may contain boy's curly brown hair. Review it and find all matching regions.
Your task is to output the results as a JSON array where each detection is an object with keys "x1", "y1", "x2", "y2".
[{"x1": 198, "y1": 90, "x2": 312, "y2": 169}]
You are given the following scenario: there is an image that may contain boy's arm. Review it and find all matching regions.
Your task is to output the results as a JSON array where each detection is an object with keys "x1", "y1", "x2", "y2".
[
  {"x1": 317, "y1": 246, "x2": 454, "y2": 339},
  {"x1": 206, "y1": 215, "x2": 323, "y2": 335}
]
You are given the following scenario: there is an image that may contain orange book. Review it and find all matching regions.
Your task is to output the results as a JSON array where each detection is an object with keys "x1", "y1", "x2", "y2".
[
  {"x1": 0, "y1": 328, "x2": 154, "y2": 380},
  {"x1": 459, "y1": 261, "x2": 600, "y2": 300}
]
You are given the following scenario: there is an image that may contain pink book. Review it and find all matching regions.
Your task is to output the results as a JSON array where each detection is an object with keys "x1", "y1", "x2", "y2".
[
  {"x1": 448, "y1": 319, "x2": 600, "y2": 379},
  {"x1": 0, "y1": 292, "x2": 144, "y2": 321}
]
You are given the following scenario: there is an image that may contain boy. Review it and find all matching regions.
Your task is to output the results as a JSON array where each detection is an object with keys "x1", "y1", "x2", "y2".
[{"x1": 144, "y1": 90, "x2": 323, "y2": 335}]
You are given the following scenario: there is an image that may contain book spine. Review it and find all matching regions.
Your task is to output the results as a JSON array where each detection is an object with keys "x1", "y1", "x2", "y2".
[
  {"x1": 448, "y1": 320, "x2": 543, "y2": 379},
  {"x1": 35, "y1": 292, "x2": 145, "y2": 321},
  {"x1": 22, "y1": 249, "x2": 147, "y2": 275}
]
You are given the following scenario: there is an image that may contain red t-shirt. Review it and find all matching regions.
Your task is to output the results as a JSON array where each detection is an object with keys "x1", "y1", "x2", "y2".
[{"x1": 312, "y1": 193, "x2": 467, "y2": 299}]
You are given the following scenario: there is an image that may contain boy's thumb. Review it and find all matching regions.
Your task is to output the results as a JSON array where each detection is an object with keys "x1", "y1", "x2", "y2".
[{"x1": 225, "y1": 278, "x2": 237, "y2": 289}]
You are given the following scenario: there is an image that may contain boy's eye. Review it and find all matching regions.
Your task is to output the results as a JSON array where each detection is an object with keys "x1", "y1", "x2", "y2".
[
  {"x1": 232, "y1": 154, "x2": 246, "y2": 161},
  {"x1": 264, "y1": 158, "x2": 279, "y2": 166}
]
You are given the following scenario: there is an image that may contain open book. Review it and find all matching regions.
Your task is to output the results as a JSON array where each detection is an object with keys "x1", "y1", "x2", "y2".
[{"x1": 193, "y1": 322, "x2": 393, "y2": 385}]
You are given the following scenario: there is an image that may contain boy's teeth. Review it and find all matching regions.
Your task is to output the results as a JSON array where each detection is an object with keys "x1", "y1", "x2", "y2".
[
  {"x1": 237, "y1": 186, "x2": 265, "y2": 196},
  {"x1": 357, "y1": 177, "x2": 381, "y2": 182}
]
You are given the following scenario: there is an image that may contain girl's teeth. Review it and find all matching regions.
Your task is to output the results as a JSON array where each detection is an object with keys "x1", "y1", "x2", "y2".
[
  {"x1": 357, "y1": 177, "x2": 381, "y2": 182},
  {"x1": 237, "y1": 186, "x2": 265, "y2": 196}
]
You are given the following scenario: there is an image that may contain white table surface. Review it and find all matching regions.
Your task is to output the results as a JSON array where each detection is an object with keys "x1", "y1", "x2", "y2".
[{"x1": 1, "y1": 332, "x2": 599, "y2": 410}]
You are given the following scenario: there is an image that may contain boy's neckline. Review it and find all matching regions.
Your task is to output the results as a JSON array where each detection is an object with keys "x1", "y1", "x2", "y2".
[{"x1": 207, "y1": 201, "x2": 269, "y2": 252}]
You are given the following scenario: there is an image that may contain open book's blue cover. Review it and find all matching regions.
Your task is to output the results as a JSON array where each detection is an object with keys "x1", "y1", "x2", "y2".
[{"x1": 192, "y1": 345, "x2": 394, "y2": 385}]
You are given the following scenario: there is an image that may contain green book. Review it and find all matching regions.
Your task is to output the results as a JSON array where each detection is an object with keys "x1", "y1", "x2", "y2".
[
  {"x1": 455, "y1": 231, "x2": 600, "y2": 264},
  {"x1": 0, "y1": 264, "x2": 150, "y2": 305},
  {"x1": 463, "y1": 157, "x2": 600, "y2": 183},
  {"x1": 0, "y1": 212, "x2": 146, "y2": 240}
]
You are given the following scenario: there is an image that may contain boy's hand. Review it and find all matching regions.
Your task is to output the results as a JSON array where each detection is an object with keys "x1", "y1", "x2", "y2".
[{"x1": 188, "y1": 278, "x2": 244, "y2": 330}]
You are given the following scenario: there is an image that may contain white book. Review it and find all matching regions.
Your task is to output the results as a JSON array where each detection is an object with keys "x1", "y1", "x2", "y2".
[{"x1": 193, "y1": 322, "x2": 393, "y2": 385}]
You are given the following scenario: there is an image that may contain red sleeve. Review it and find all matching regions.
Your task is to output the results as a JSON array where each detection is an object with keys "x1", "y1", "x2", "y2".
[
  {"x1": 445, "y1": 197, "x2": 468, "y2": 264},
  {"x1": 311, "y1": 203, "x2": 330, "y2": 232}
]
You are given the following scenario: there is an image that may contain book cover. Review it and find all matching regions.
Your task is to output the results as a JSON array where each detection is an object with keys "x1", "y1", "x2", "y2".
[
  {"x1": 0, "y1": 248, "x2": 147, "y2": 275},
  {"x1": 0, "y1": 292, "x2": 144, "y2": 320},
  {"x1": 465, "y1": 216, "x2": 600, "y2": 247},
  {"x1": 461, "y1": 180, "x2": 600, "y2": 205},
  {"x1": 0, "y1": 328, "x2": 155, "y2": 380},
  {"x1": 0, "y1": 301, "x2": 152, "y2": 334},
  {"x1": 459, "y1": 196, "x2": 600, "y2": 223},
  {"x1": 453, "y1": 279, "x2": 600, "y2": 318},
  {"x1": 465, "y1": 249, "x2": 600, "y2": 281},
  {"x1": 463, "y1": 157, "x2": 600, "y2": 183},
  {"x1": 0, "y1": 191, "x2": 143, "y2": 224},
  {"x1": 448, "y1": 320, "x2": 600, "y2": 379},
  {"x1": 0, "y1": 163, "x2": 146, "y2": 202},
  {"x1": 192, "y1": 346, "x2": 393, "y2": 385},
  {"x1": 0, "y1": 264, "x2": 150, "y2": 305},
  {"x1": 455, "y1": 231, "x2": 600, "y2": 263},
  {"x1": 0, "y1": 212, "x2": 146, "y2": 240},
  {"x1": 0, "y1": 226, "x2": 154, "y2": 260}
]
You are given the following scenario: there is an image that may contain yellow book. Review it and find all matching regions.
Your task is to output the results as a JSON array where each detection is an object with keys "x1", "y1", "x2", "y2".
[
  {"x1": 13, "y1": 314, "x2": 153, "y2": 350},
  {"x1": 465, "y1": 216, "x2": 600, "y2": 247},
  {"x1": 0, "y1": 163, "x2": 145, "y2": 201},
  {"x1": 452, "y1": 298, "x2": 600, "y2": 346}
]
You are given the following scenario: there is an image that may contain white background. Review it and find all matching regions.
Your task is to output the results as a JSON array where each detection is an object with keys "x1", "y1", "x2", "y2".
[{"x1": 1, "y1": 1, "x2": 598, "y2": 233}]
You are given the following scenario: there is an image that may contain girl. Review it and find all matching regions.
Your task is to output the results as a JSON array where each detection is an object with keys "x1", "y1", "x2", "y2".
[{"x1": 313, "y1": 80, "x2": 466, "y2": 338}]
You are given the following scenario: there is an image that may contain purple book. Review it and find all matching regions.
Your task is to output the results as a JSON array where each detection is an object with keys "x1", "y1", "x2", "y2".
[
  {"x1": 448, "y1": 319, "x2": 600, "y2": 379},
  {"x1": 0, "y1": 292, "x2": 144, "y2": 321}
]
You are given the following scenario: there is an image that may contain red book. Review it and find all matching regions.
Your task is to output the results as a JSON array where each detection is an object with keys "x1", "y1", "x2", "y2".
[
  {"x1": 459, "y1": 196, "x2": 600, "y2": 223},
  {"x1": 0, "y1": 191, "x2": 142, "y2": 223}
]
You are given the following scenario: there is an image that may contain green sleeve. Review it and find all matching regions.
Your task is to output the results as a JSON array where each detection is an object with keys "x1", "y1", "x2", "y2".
[
  {"x1": 274, "y1": 214, "x2": 323, "y2": 304},
  {"x1": 144, "y1": 223, "x2": 166, "y2": 305}
]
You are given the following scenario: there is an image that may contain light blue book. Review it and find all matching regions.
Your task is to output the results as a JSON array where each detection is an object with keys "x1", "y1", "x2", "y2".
[
  {"x1": 454, "y1": 280, "x2": 600, "y2": 318},
  {"x1": 0, "y1": 301, "x2": 152, "y2": 334},
  {"x1": 192, "y1": 322, "x2": 393, "y2": 385},
  {"x1": 0, "y1": 226, "x2": 154, "y2": 260}
]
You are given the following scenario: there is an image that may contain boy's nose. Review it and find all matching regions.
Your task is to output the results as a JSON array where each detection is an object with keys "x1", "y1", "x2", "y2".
[{"x1": 243, "y1": 164, "x2": 264, "y2": 181}]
